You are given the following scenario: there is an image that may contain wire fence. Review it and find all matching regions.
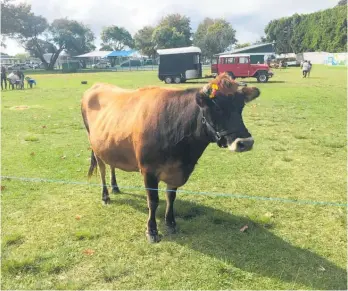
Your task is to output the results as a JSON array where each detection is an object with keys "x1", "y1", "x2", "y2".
[{"x1": 1, "y1": 175, "x2": 346, "y2": 207}]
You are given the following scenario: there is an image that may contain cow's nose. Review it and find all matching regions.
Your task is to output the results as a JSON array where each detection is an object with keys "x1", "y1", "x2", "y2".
[
  {"x1": 236, "y1": 138, "x2": 254, "y2": 151},
  {"x1": 237, "y1": 137, "x2": 254, "y2": 152},
  {"x1": 228, "y1": 137, "x2": 254, "y2": 152}
]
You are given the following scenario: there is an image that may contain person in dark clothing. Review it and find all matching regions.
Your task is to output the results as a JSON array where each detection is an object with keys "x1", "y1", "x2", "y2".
[
  {"x1": 302, "y1": 60, "x2": 309, "y2": 78},
  {"x1": 16, "y1": 70, "x2": 25, "y2": 89},
  {"x1": 1, "y1": 66, "x2": 7, "y2": 90},
  {"x1": 307, "y1": 61, "x2": 312, "y2": 78}
]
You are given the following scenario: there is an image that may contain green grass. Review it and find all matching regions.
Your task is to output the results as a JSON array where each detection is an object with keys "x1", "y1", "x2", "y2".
[{"x1": 1, "y1": 66, "x2": 347, "y2": 290}]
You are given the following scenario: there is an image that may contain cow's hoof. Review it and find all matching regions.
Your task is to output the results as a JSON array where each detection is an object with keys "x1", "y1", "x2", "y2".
[
  {"x1": 146, "y1": 230, "x2": 161, "y2": 243},
  {"x1": 166, "y1": 224, "x2": 177, "y2": 234},
  {"x1": 102, "y1": 198, "x2": 111, "y2": 205},
  {"x1": 112, "y1": 187, "x2": 121, "y2": 194}
]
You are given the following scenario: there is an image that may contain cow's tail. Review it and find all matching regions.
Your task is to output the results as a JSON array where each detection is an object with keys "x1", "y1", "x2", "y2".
[
  {"x1": 88, "y1": 150, "x2": 98, "y2": 179},
  {"x1": 81, "y1": 102, "x2": 98, "y2": 179}
]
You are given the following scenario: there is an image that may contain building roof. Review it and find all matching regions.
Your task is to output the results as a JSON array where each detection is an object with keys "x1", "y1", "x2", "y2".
[
  {"x1": 157, "y1": 46, "x2": 201, "y2": 55},
  {"x1": 216, "y1": 42, "x2": 275, "y2": 56},
  {"x1": 74, "y1": 51, "x2": 113, "y2": 58}
]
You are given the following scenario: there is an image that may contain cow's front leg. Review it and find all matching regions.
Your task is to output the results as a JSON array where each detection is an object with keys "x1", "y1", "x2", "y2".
[
  {"x1": 165, "y1": 186, "x2": 177, "y2": 234},
  {"x1": 144, "y1": 173, "x2": 160, "y2": 243}
]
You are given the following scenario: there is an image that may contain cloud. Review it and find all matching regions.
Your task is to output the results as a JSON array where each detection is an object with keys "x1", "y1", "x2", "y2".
[{"x1": 4, "y1": 0, "x2": 337, "y2": 55}]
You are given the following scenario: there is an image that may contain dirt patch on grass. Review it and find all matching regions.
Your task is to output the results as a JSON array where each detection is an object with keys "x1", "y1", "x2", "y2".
[
  {"x1": 9, "y1": 105, "x2": 43, "y2": 111},
  {"x1": 10, "y1": 105, "x2": 30, "y2": 110}
]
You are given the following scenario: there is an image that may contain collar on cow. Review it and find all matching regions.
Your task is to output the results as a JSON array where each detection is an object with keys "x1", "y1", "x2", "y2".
[{"x1": 201, "y1": 114, "x2": 235, "y2": 147}]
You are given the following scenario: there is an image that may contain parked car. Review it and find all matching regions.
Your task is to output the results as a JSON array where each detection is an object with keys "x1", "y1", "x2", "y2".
[
  {"x1": 120, "y1": 59, "x2": 142, "y2": 67},
  {"x1": 285, "y1": 58, "x2": 301, "y2": 67},
  {"x1": 91, "y1": 61, "x2": 111, "y2": 69},
  {"x1": 143, "y1": 59, "x2": 154, "y2": 65},
  {"x1": 8, "y1": 63, "x2": 27, "y2": 70},
  {"x1": 28, "y1": 63, "x2": 40, "y2": 69},
  {"x1": 211, "y1": 54, "x2": 274, "y2": 83}
]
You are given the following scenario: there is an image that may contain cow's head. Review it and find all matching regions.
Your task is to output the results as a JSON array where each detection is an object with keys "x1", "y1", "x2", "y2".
[{"x1": 196, "y1": 73, "x2": 260, "y2": 152}]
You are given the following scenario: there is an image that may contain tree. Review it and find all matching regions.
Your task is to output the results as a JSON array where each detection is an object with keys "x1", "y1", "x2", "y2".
[
  {"x1": 265, "y1": 6, "x2": 347, "y2": 53},
  {"x1": 337, "y1": 0, "x2": 347, "y2": 6},
  {"x1": 152, "y1": 13, "x2": 192, "y2": 49},
  {"x1": 22, "y1": 18, "x2": 96, "y2": 70},
  {"x1": 14, "y1": 12, "x2": 51, "y2": 67},
  {"x1": 1, "y1": 0, "x2": 45, "y2": 48},
  {"x1": 152, "y1": 26, "x2": 187, "y2": 49},
  {"x1": 1, "y1": 0, "x2": 31, "y2": 36},
  {"x1": 235, "y1": 43, "x2": 251, "y2": 49},
  {"x1": 193, "y1": 18, "x2": 214, "y2": 54},
  {"x1": 100, "y1": 26, "x2": 134, "y2": 51},
  {"x1": 193, "y1": 18, "x2": 236, "y2": 59},
  {"x1": 49, "y1": 19, "x2": 95, "y2": 68},
  {"x1": 134, "y1": 26, "x2": 156, "y2": 58},
  {"x1": 15, "y1": 53, "x2": 30, "y2": 61},
  {"x1": 254, "y1": 36, "x2": 268, "y2": 44},
  {"x1": 52, "y1": 19, "x2": 95, "y2": 57},
  {"x1": 1, "y1": 1, "x2": 96, "y2": 69},
  {"x1": 99, "y1": 44, "x2": 113, "y2": 51}
]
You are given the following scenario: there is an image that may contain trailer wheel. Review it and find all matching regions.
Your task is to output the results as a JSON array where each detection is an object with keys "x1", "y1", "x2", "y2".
[
  {"x1": 164, "y1": 77, "x2": 173, "y2": 84},
  {"x1": 173, "y1": 76, "x2": 181, "y2": 84}
]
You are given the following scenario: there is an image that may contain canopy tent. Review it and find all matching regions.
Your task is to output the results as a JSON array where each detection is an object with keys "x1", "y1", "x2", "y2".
[
  {"x1": 73, "y1": 50, "x2": 147, "y2": 69},
  {"x1": 74, "y1": 51, "x2": 112, "y2": 58},
  {"x1": 74, "y1": 50, "x2": 143, "y2": 58},
  {"x1": 105, "y1": 50, "x2": 145, "y2": 67},
  {"x1": 106, "y1": 50, "x2": 142, "y2": 58}
]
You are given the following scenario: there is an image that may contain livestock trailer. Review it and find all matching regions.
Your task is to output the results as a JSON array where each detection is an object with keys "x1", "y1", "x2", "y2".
[{"x1": 157, "y1": 46, "x2": 202, "y2": 84}]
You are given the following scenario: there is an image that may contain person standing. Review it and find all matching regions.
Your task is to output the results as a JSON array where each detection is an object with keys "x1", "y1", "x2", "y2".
[
  {"x1": 302, "y1": 60, "x2": 309, "y2": 78},
  {"x1": 264, "y1": 54, "x2": 269, "y2": 65},
  {"x1": 1, "y1": 65, "x2": 7, "y2": 90},
  {"x1": 16, "y1": 69, "x2": 25, "y2": 89},
  {"x1": 307, "y1": 61, "x2": 312, "y2": 78}
]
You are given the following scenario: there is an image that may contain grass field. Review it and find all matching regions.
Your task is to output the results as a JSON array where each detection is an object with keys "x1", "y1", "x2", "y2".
[{"x1": 1, "y1": 66, "x2": 347, "y2": 290}]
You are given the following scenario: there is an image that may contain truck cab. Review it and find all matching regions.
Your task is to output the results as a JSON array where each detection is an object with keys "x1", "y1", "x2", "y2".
[{"x1": 211, "y1": 54, "x2": 274, "y2": 83}]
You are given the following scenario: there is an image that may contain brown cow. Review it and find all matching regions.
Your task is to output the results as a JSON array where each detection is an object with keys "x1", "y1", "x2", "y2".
[{"x1": 81, "y1": 73, "x2": 260, "y2": 243}]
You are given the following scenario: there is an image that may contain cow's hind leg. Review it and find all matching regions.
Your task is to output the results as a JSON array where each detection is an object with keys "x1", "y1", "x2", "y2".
[
  {"x1": 110, "y1": 167, "x2": 121, "y2": 193},
  {"x1": 144, "y1": 173, "x2": 160, "y2": 243},
  {"x1": 165, "y1": 186, "x2": 177, "y2": 234},
  {"x1": 96, "y1": 157, "x2": 110, "y2": 204}
]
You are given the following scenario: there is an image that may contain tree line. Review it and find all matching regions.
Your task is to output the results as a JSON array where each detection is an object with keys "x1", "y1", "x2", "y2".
[
  {"x1": 264, "y1": 3, "x2": 347, "y2": 54},
  {"x1": 1, "y1": 0, "x2": 237, "y2": 69},
  {"x1": 1, "y1": 0, "x2": 346, "y2": 70}
]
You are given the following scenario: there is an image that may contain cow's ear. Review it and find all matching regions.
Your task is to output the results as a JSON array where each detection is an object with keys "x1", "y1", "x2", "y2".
[
  {"x1": 240, "y1": 87, "x2": 260, "y2": 103},
  {"x1": 196, "y1": 84, "x2": 213, "y2": 108}
]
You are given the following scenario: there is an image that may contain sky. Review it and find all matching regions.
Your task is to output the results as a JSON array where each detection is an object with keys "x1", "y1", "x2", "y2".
[{"x1": 2, "y1": 0, "x2": 338, "y2": 55}]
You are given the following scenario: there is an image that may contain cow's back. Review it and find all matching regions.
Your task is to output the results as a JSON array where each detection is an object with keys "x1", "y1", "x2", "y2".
[{"x1": 81, "y1": 83, "x2": 182, "y2": 172}]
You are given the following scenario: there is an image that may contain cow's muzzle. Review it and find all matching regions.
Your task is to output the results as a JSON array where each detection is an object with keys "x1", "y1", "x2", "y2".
[{"x1": 228, "y1": 137, "x2": 254, "y2": 152}]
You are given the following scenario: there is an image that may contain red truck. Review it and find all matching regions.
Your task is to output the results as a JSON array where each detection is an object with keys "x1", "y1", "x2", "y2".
[{"x1": 211, "y1": 54, "x2": 274, "y2": 83}]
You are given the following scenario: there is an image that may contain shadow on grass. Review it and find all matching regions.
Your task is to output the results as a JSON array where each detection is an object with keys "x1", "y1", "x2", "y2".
[{"x1": 115, "y1": 193, "x2": 346, "y2": 290}]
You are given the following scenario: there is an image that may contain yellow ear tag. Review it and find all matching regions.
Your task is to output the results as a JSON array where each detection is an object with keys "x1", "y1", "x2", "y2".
[
  {"x1": 211, "y1": 84, "x2": 219, "y2": 90},
  {"x1": 209, "y1": 84, "x2": 219, "y2": 98}
]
